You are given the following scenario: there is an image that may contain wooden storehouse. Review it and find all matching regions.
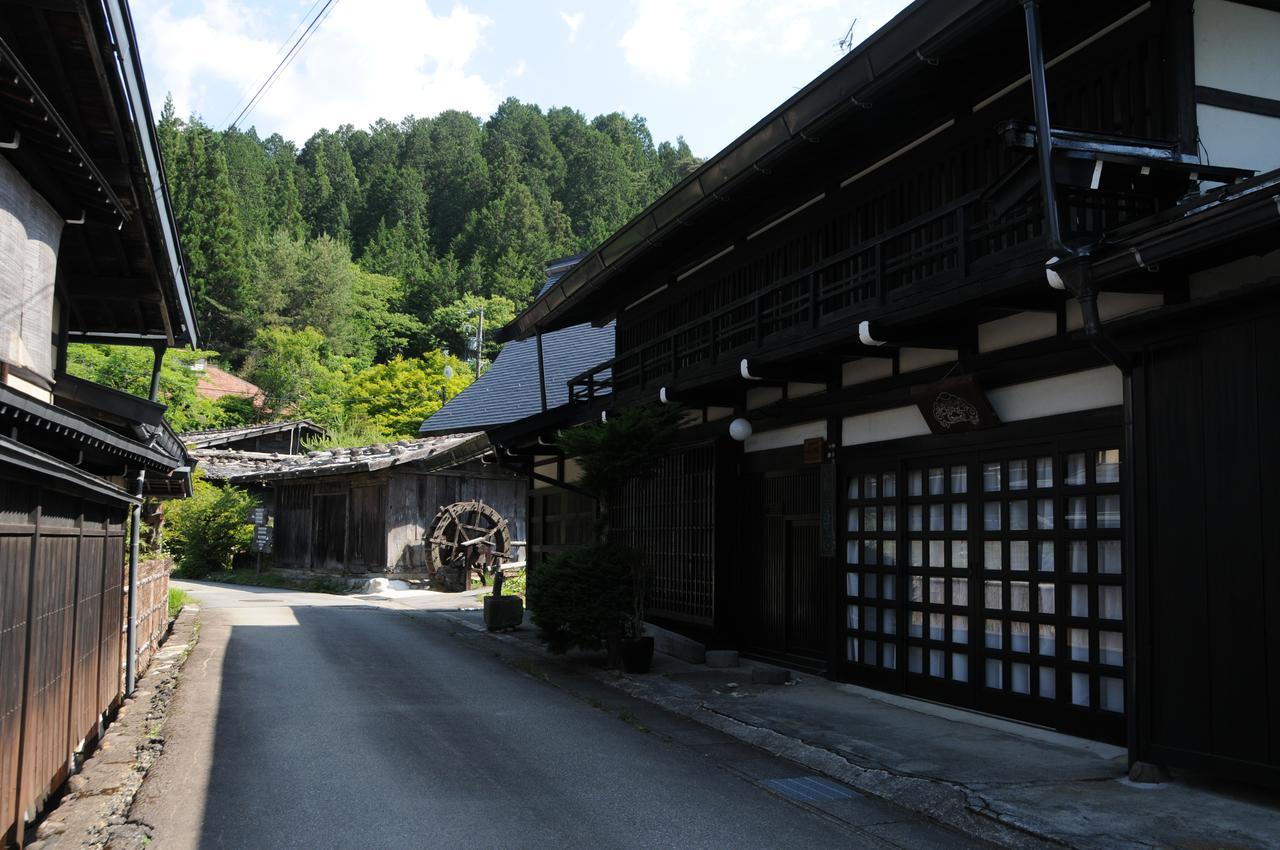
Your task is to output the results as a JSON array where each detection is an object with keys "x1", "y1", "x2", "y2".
[
  {"x1": 0, "y1": 0, "x2": 198, "y2": 841},
  {"x1": 492, "y1": 0, "x2": 1280, "y2": 786},
  {"x1": 195, "y1": 436, "x2": 526, "y2": 576}
]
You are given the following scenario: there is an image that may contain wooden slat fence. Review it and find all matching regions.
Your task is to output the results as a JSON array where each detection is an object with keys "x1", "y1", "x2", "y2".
[
  {"x1": 0, "y1": 480, "x2": 132, "y2": 847},
  {"x1": 131, "y1": 557, "x2": 171, "y2": 678}
]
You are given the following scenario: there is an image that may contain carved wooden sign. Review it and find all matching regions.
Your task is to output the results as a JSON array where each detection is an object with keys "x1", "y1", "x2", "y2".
[
  {"x1": 803, "y1": 437, "x2": 825, "y2": 464},
  {"x1": 910, "y1": 375, "x2": 1000, "y2": 434}
]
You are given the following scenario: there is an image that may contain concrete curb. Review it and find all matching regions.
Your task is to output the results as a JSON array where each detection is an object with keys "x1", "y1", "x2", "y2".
[
  {"x1": 27, "y1": 604, "x2": 201, "y2": 850},
  {"x1": 436, "y1": 612, "x2": 1062, "y2": 849}
]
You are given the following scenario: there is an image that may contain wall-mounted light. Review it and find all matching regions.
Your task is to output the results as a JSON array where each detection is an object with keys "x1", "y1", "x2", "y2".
[{"x1": 729, "y1": 417, "x2": 753, "y2": 442}]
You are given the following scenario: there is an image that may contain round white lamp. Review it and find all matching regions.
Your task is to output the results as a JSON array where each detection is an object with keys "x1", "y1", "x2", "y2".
[
  {"x1": 443, "y1": 364, "x2": 455, "y2": 380},
  {"x1": 728, "y1": 417, "x2": 753, "y2": 442}
]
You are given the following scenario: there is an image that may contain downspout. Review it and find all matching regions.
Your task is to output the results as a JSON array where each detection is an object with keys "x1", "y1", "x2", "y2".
[
  {"x1": 1022, "y1": 0, "x2": 1141, "y2": 772},
  {"x1": 148, "y1": 345, "x2": 164, "y2": 402},
  {"x1": 125, "y1": 468, "x2": 145, "y2": 695}
]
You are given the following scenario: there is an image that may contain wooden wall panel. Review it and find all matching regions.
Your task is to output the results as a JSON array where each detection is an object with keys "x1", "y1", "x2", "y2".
[
  {"x1": 0, "y1": 529, "x2": 31, "y2": 846},
  {"x1": 1141, "y1": 305, "x2": 1280, "y2": 782},
  {"x1": 1145, "y1": 340, "x2": 1212, "y2": 753}
]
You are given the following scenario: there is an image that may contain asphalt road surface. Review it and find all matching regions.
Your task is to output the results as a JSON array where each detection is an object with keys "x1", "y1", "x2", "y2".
[{"x1": 133, "y1": 582, "x2": 985, "y2": 849}]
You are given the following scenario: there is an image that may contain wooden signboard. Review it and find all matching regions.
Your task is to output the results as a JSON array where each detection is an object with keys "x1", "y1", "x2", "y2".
[
  {"x1": 251, "y1": 525, "x2": 273, "y2": 554},
  {"x1": 910, "y1": 375, "x2": 1000, "y2": 434},
  {"x1": 819, "y1": 463, "x2": 836, "y2": 558},
  {"x1": 803, "y1": 437, "x2": 825, "y2": 464}
]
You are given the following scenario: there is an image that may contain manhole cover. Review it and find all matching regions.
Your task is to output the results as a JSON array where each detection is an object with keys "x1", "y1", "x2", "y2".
[{"x1": 760, "y1": 776, "x2": 855, "y2": 803}]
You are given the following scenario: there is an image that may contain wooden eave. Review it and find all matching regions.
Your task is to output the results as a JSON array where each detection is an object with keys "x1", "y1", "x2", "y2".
[
  {"x1": 498, "y1": 0, "x2": 1156, "y2": 342},
  {"x1": 0, "y1": 0, "x2": 197, "y2": 347}
]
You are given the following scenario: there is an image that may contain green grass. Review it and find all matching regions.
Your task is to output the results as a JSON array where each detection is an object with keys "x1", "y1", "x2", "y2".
[
  {"x1": 478, "y1": 568, "x2": 526, "y2": 601},
  {"x1": 168, "y1": 587, "x2": 195, "y2": 618},
  {"x1": 173, "y1": 568, "x2": 349, "y2": 595}
]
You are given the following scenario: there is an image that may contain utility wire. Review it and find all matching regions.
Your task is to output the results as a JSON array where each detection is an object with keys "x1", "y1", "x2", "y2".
[
  {"x1": 229, "y1": 0, "x2": 340, "y2": 130},
  {"x1": 219, "y1": 0, "x2": 326, "y2": 128}
]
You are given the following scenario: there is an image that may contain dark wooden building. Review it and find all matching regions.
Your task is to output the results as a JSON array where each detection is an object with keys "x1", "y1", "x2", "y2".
[
  {"x1": 196, "y1": 436, "x2": 526, "y2": 576},
  {"x1": 493, "y1": 0, "x2": 1280, "y2": 786},
  {"x1": 0, "y1": 0, "x2": 197, "y2": 841}
]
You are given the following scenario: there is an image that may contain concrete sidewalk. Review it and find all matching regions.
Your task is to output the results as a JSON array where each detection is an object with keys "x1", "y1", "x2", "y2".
[{"x1": 381, "y1": 594, "x2": 1279, "y2": 850}]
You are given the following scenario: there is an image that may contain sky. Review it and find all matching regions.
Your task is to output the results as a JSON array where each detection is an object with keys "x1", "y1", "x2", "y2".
[{"x1": 130, "y1": 0, "x2": 913, "y2": 158}]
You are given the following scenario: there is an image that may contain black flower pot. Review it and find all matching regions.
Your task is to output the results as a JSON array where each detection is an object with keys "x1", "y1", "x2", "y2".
[
  {"x1": 620, "y1": 636, "x2": 655, "y2": 674},
  {"x1": 484, "y1": 595, "x2": 524, "y2": 631}
]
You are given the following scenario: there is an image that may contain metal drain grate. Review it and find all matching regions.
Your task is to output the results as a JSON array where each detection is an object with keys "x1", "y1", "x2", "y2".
[{"x1": 761, "y1": 776, "x2": 855, "y2": 803}]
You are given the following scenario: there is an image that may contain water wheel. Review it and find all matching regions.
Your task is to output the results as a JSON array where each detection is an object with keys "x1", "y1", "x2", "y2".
[{"x1": 426, "y1": 500, "x2": 511, "y2": 592}]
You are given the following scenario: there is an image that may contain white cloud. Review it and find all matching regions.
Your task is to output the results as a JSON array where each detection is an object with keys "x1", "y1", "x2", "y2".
[
  {"x1": 559, "y1": 11, "x2": 584, "y2": 43},
  {"x1": 619, "y1": 0, "x2": 907, "y2": 85},
  {"x1": 508, "y1": 60, "x2": 528, "y2": 78},
  {"x1": 133, "y1": 0, "x2": 499, "y2": 140}
]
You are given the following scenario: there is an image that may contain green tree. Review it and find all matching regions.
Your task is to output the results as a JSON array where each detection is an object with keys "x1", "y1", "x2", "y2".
[
  {"x1": 241, "y1": 326, "x2": 347, "y2": 423},
  {"x1": 166, "y1": 474, "x2": 257, "y2": 578},
  {"x1": 344, "y1": 352, "x2": 472, "y2": 437},
  {"x1": 427, "y1": 294, "x2": 515, "y2": 366},
  {"x1": 164, "y1": 113, "x2": 253, "y2": 357}
]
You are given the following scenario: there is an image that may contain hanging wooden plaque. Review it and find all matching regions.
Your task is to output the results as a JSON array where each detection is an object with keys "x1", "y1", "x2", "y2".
[
  {"x1": 803, "y1": 437, "x2": 825, "y2": 464},
  {"x1": 910, "y1": 375, "x2": 1000, "y2": 434}
]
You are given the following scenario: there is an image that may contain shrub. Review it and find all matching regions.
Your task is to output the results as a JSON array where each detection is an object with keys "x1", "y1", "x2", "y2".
[
  {"x1": 166, "y1": 475, "x2": 257, "y2": 579},
  {"x1": 527, "y1": 544, "x2": 640, "y2": 654}
]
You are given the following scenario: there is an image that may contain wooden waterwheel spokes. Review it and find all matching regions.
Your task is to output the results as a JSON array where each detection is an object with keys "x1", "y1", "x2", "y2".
[{"x1": 426, "y1": 500, "x2": 511, "y2": 591}]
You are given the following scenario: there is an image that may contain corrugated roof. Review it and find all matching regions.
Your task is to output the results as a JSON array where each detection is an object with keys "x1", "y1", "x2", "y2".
[{"x1": 419, "y1": 258, "x2": 614, "y2": 436}]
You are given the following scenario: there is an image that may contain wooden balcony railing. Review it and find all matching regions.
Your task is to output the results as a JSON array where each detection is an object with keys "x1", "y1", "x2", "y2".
[{"x1": 567, "y1": 185, "x2": 1157, "y2": 404}]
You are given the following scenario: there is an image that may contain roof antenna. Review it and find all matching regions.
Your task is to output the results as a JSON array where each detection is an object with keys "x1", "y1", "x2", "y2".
[{"x1": 837, "y1": 18, "x2": 859, "y2": 54}]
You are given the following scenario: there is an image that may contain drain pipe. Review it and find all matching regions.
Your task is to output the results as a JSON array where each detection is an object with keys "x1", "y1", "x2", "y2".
[
  {"x1": 1022, "y1": 0, "x2": 1141, "y2": 774},
  {"x1": 125, "y1": 468, "x2": 145, "y2": 695}
]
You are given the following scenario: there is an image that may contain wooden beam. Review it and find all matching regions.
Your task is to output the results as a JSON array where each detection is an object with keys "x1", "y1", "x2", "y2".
[{"x1": 738, "y1": 357, "x2": 829, "y2": 385}]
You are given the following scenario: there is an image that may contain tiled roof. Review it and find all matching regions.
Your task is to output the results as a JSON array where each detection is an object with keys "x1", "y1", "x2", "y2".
[
  {"x1": 181, "y1": 419, "x2": 327, "y2": 448},
  {"x1": 193, "y1": 433, "x2": 478, "y2": 483},
  {"x1": 419, "y1": 257, "x2": 613, "y2": 436},
  {"x1": 195, "y1": 365, "x2": 263, "y2": 404}
]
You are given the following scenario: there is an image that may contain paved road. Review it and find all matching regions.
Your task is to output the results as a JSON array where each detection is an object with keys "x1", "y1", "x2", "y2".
[{"x1": 134, "y1": 582, "x2": 984, "y2": 849}]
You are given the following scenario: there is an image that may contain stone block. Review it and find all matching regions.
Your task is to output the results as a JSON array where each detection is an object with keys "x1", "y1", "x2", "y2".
[
  {"x1": 705, "y1": 650, "x2": 739, "y2": 668},
  {"x1": 750, "y1": 666, "x2": 791, "y2": 684}
]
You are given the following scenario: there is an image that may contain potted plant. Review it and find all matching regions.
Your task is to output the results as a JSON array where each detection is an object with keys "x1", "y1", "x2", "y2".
[
  {"x1": 618, "y1": 550, "x2": 653, "y2": 673},
  {"x1": 528, "y1": 543, "x2": 635, "y2": 656},
  {"x1": 483, "y1": 563, "x2": 524, "y2": 631},
  {"x1": 534, "y1": 404, "x2": 680, "y2": 672}
]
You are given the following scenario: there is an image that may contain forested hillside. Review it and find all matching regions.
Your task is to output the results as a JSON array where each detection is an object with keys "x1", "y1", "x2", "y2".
[{"x1": 69, "y1": 98, "x2": 697, "y2": 441}]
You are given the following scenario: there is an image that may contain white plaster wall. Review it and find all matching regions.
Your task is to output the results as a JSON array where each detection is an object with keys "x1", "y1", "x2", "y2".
[
  {"x1": 562, "y1": 457, "x2": 584, "y2": 484},
  {"x1": 0, "y1": 155, "x2": 63, "y2": 385},
  {"x1": 978, "y1": 312, "x2": 1057, "y2": 354},
  {"x1": 842, "y1": 406, "x2": 931, "y2": 447},
  {"x1": 1189, "y1": 248, "x2": 1280, "y2": 299},
  {"x1": 842, "y1": 357, "x2": 893, "y2": 387},
  {"x1": 705, "y1": 406, "x2": 734, "y2": 422},
  {"x1": 746, "y1": 386, "x2": 784, "y2": 410},
  {"x1": 1195, "y1": 0, "x2": 1280, "y2": 99},
  {"x1": 1193, "y1": 1, "x2": 1280, "y2": 173},
  {"x1": 1195, "y1": 105, "x2": 1280, "y2": 175},
  {"x1": 744, "y1": 419, "x2": 827, "y2": 454},
  {"x1": 987, "y1": 367, "x2": 1122, "y2": 423},
  {"x1": 1065, "y1": 293, "x2": 1163, "y2": 331},
  {"x1": 899, "y1": 347, "x2": 956, "y2": 372},
  {"x1": 787, "y1": 381, "x2": 825, "y2": 399}
]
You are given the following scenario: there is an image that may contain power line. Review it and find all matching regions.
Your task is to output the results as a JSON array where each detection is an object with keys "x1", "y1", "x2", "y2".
[
  {"x1": 229, "y1": 0, "x2": 340, "y2": 130},
  {"x1": 219, "y1": 0, "x2": 325, "y2": 128}
]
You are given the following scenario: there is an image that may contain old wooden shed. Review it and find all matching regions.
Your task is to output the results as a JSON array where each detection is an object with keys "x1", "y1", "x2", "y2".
[{"x1": 195, "y1": 436, "x2": 527, "y2": 576}]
